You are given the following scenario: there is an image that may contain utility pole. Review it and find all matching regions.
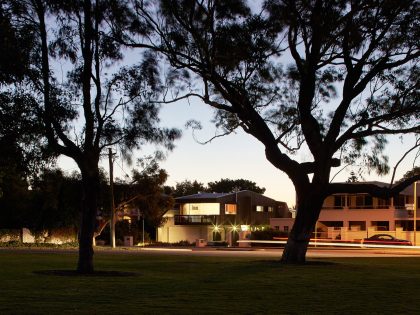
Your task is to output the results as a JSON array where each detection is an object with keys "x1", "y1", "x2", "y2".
[
  {"x1": 414, "y1": 181, "x2": 417, "y2": 246},
  {"x1": 142, "y1": 213, "x2": 145, "y2": 247},
  {"x1": 109, "y1": 148, "x2": 116, "y2": 248}
]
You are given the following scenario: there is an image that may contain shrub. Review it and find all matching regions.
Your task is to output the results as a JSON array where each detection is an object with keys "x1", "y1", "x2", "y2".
[{"x1": 250, "y1": 229, "x2": 289, "y2": 240}]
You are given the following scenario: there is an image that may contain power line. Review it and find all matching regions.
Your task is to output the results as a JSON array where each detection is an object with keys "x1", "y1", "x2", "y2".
[{"x1": 114, "y1": 160, "x2": 131, "y2": 179}]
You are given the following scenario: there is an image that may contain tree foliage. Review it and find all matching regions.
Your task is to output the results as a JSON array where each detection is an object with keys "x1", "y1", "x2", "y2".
[
  {"x1": 0, "y1": 168, "x2": 81, "y2": 233},
  {"x1": 29, "y1": 169, "x2": 81, "y2": 232},
  {"x1": 0, "y1": 3, "x2": 33, "y2": 83},
  {"x1": 399, "y1": 167, "x2": 420, "y2": 183},
  {"x1": 169, "y1": 179, "x2": 207, "y2": 197},
  {"x1": 207, "y1": 178, "x2": 265, "y2": 194},
  {"x1": 119, "y1": 0, "x2": 419, "y2": 263},
  {"x1": 167, "y1": 178, "x2": 266, "y2": 196},
  {"x1": 113, "y1": 156, "x2": 174, "y2": 235}
]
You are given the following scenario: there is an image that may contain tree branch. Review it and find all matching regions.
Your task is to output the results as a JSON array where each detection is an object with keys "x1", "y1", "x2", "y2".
[{"x1": 390, "y1": 138, "x2": 420, "y2": 185}]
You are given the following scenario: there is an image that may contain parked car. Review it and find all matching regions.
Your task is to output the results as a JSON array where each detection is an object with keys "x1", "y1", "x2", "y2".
[{"x1": 363, "y1": 234, "x2": 412, "y2": 246}]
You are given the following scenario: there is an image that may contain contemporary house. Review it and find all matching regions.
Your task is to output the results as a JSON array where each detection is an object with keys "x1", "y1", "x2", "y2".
[
  {"x1": 270, "y1": 181, "x2": 420, "y2": 244},
  {"x1": 157, "y1": 190, "x2": 289, "y2": 245}
]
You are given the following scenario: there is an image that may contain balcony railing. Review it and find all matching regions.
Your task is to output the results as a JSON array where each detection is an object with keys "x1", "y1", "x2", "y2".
[
  {"x1": 174, "y1": 215, "x2": 217, "y2": 225},
  {"x1": 322, "y1": 206, "x2": 344, "y2": 210}
]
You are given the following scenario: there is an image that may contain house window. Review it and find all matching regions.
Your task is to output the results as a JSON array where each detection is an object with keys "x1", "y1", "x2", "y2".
[
  {"x1": 225, "y1": 204, "x2": 237, "y2": 214},
  {"x1": 377, "y1": 198, "x2": 390, "y2": 209},
  {"x1": 284, "y1": 226, "x2": 289, "y2": 232},
  {"x1": 334, "y1": 195, "x2": 345, "y2": 208},
  {"x1": 355, "y1": 195, "x2": 373, "y2": 208},
  {"x1": 274, "y1": 226, "x2": 279, "y2": 231},
  {"x1": 268, "y1": 206, "x2": 274, "y2": 212},
  {"x1": 355, "y1": 196, "x2": 363, "y2": 207},
  {"x1": 365, "y1": 195, "x2": 373, "y2": 207},
  {"x1": 256, "y1": 206, "x2": 264, "y2": 212},
  {"x1": 394, "y1": 195, "x2": 406, "y2": 208}
]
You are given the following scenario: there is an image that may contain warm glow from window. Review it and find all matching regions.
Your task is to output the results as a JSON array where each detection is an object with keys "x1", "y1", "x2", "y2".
[
  {"x1": 181, "y1": 203, "x2": 220, "y2": 215},
  {"x1": 256, "y1": 205, "x2": 264, "y2": 212},
  {"x1": 225, "y1": 204, "x2": 237, "y2": 214}
]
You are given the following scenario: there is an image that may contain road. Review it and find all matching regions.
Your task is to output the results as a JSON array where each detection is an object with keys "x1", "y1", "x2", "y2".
[{"x1": 2, "y1": 246, "x2": 420, "y2": 258}]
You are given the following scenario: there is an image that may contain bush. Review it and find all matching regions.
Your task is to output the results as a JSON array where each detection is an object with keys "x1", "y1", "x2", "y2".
[
  {"x1": 0, "y1": 240, "x2": 78, "y2": 248},
  {"x1": 147, "y1": 240, "x2": 195, "y2": 247},
  {"x1": 250, "y1": 229, "x2": 289, "y2": 240}
]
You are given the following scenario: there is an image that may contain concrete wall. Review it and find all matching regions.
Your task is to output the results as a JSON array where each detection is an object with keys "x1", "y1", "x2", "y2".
[
  {"x1": 157, "y1": 217, "x2": 214, "y2": 243},
  {"x1": 270, "y1": 218, "x2": 295, "y2": 232},
  {"x1": 157, "y1": 225, "x2": 212, "y2": 243}
]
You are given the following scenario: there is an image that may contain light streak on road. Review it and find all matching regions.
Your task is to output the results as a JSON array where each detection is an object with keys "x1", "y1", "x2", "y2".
[{"x1": 237, "y1": 240, "x2": 420, "y2": 249}]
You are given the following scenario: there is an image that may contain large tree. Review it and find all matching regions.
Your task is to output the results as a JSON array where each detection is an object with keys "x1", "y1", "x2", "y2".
[
  {"x1": 121, "y1": 0, "x2": 419, "y2": 263},
  {"x1": 4, "y1": 0, "x2": 180, "y2": 273},
  {"x1": 207, "y1": 178, "x2": 266, "y2": 194}
]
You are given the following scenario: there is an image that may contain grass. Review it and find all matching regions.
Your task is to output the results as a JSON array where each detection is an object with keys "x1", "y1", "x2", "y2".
[{"x1": 1, "y1": 250, "x2": 420, "y2": 314}]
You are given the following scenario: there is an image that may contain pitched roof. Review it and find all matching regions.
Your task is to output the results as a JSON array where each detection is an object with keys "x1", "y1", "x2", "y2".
[
  {"x1": 175, "y1": 192, "x2": 231, "y2": 201},
  {"x1": 344, "y1": 180, "x2": 389, "y2": 187},
  {"x1": 334, "y1": 180, "x2": 420, "y2": 196}
]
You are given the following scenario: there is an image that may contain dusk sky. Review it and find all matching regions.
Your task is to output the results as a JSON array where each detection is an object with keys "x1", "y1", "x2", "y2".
[{"x1": 59, "y1": 94, "x2": 418, "y2": 207}]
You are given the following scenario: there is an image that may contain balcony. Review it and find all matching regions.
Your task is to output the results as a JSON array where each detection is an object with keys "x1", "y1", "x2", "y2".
[
  {"x1": 394, "y1": 209, "x2": 414, "y2": 219},
  {"x1": 174, "y1": 215, "x2": 217, "y2": 225}
]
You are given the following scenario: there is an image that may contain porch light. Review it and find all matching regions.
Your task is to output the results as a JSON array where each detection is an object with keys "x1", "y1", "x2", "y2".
[
  {"x1": 213, "y1": 224, "x2": 220, "y2": 232},
  {"x1": 231, "y1": 224, "x2": 239, "y2": 232}
]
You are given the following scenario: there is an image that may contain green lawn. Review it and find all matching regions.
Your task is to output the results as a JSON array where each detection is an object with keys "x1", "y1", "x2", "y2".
[{"x1": 1, "y1": 250, "x2": 420, "y2": 314}]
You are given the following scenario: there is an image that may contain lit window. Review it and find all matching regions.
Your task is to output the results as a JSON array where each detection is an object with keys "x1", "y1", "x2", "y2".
[
  {"x1": 268, "y1": 206, "x2": 273, "y2": 212},
  {"x1": 256, "y1": 206, "x2": 264, "y2": 212},
  {"x1": 225, "y1": 204, "x2": 237, "y2": 214}
]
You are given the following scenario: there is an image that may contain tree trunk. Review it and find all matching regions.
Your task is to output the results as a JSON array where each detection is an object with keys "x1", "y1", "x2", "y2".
[
  {"x1": 77, "y1": 167, "x2": 100, "y2": 274},
  {"x1": 281, "y1": 192, "x2": 324, "y2": 264}
]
